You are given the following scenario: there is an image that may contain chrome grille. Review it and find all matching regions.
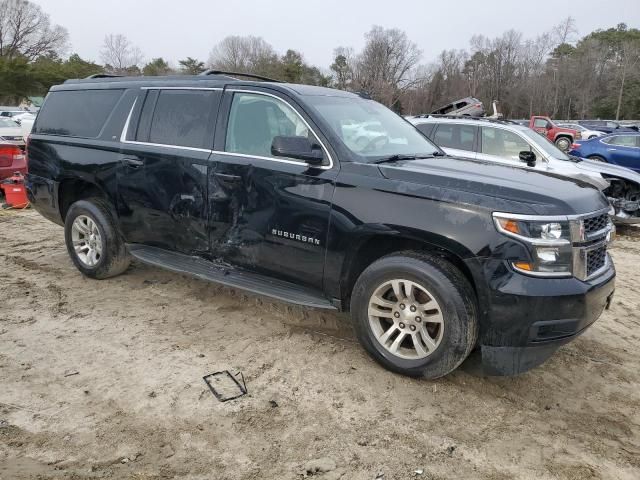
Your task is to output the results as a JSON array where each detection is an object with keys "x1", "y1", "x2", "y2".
[
  {"x1": 586, "y1": 246, "x2": 607, "y2": 277},
  {"x1": 583, "y1": 213, "x2": 609, "y2": 236}
]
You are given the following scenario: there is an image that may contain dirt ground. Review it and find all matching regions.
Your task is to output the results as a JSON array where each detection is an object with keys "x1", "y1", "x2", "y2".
[{"x1": 0, "y1": 209, "x2": 639, "y2": 480}]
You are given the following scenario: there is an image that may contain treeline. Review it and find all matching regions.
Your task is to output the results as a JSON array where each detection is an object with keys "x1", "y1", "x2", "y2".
[{"x1": 1, "y1": 0, "x2": 639, "y2": 119}]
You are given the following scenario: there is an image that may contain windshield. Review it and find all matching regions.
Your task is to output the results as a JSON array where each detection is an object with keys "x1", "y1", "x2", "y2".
[
  {"x1": 520, "y1": 128, "x2": 571, "y2": 161},
  {"x1": 0, "y1": 118, "x2": 18, "y2": 128},
  {"x1": 306, "y1": 95, "x2": 442, "y2": 161}
]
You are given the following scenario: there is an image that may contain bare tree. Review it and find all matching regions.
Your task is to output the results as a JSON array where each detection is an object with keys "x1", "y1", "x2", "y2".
[
  {"x1": 0, "y1": 0, "x2": 68, "y2": 60},
  {"x1": 208, "y1": 35, "x2": 277, "y2": 74},
  {"x1": 615, "y1": 39, "x2": 640, "y2": 119},
  {"x1": 100, "y1": 34, "x2": 143, "y2": 74}
]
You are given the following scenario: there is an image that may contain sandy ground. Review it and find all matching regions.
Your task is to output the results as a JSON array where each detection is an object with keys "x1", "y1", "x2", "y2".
[{"x1": 0, "y1": 209, "x2": 639, "y2": 480}]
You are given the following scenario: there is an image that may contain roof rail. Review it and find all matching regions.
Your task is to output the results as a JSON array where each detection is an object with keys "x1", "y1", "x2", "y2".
[
  {"x1": 85, "y1": 73, "x2": 123, "y2": 79},
  {"x1": 413, "y1": 114, "x2": 520, "y2": 125},
  {"x1": 199, "y1": 69, "x2": 282, "y2": 83}
]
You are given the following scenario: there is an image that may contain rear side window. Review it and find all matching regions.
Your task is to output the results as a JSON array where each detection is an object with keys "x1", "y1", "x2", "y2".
[
  {"x1": 34, "y1": 89, "x2": 123, "y2": 137},
  {"x1": 432, "y1": 124, "x2": 476, "y2": 151},
  {"x1": 604, "y1": 135, "x2": 638, "y2": 147},
  {"x1": 144, "y1": 90, "x2": 217, "y2": 149}
]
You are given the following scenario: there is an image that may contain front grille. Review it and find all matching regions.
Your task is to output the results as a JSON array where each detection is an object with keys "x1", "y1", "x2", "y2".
[
  {"x1": 586, "y1": 246, "x2": 607, "y2": 277},
  {"x1": 583, "y1": 213, "x2": 609, "y2": 236}
]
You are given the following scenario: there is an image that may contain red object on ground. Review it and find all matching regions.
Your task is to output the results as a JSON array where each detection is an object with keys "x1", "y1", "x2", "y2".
[{"x1": 1, "y1": 172, "x2": 29, "y2": 208}]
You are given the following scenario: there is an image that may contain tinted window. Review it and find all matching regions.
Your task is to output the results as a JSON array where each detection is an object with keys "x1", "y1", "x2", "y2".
[
  {"x1": 146, "y1": 90, "x2": 216, "y2": 148},
  {"x1": 35, "y1": 89, "x2": 123, "y2": 137},
  {"x1": 432, "y1": 124, "x2": 476, "y2": 151},
  {"x1": 415, "y1": 123, "x2": 435, "y2": 138},
  {"x1": 225, "y1": 92, "x2": 319, "y2": 161},
  {"x1": 605, "y1": 135, "x2": 638, "y2": 147},
  {"x1": 481, "y1": 127, "x2": 531, "y2": 158}
]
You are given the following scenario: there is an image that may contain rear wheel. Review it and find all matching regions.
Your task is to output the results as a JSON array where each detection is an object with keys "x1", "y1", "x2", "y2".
[
  {"x1": 64, "y1": 198, "x2": 130, "y2": 279},
  {"x1": 588, "y1": 155, "x2": 607, "y2": 163},
  {"x1": 350, "y1": 252, "x2": 478, "y2": 378},
  {"x1": 555, "y1": 136, "x2": 571, "y2": 151}
]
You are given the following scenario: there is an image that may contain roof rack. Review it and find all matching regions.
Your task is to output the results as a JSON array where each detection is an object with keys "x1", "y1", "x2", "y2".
[
  {"x1": 199, "y1": 69, "x2": 282, "y2": 83},
  {"x1": 85, "y1": 73, "x2": 123, "y2": 79},
  {"x1": 412, "y1": 114, "x2": 519, "y2": 125}
]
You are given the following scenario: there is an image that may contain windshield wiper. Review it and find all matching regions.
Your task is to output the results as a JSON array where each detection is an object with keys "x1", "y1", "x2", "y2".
[{"x1": 372, "y1": 154, "x2": 434, "y2": 165}]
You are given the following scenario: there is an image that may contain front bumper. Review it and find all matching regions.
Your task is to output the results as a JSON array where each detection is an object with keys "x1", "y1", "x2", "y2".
[{"x1": 474, "y1": 260, "x2": 615, "y2": 375}]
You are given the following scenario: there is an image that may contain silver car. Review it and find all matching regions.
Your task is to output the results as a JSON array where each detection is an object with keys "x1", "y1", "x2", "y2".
[{"x1": 408, "y1": 116, "x2": 640, "y2": 224}]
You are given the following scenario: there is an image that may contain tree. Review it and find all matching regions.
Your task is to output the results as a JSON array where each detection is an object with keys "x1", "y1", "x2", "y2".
[
  {"x1": 142, "y1": 57, "x2": 171, "y2": 76},
  {"x1": 0, "y1": 0, "x2": 68, "y2": 60},
  {"x1": 179, "y1": 56, "x2": 205, "y2": 75},
  {"x1": 100, "y1": 34, "x2": 143, "y2": 74},
  {"x1": 208, "y1": 35, "x2": 278, "y2": 75},
  {"x1": 330, "y1": 47, "x2": 354, "y2": 90}
]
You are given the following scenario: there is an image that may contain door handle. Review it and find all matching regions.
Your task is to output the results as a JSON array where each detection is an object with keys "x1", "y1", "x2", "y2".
[
  {"x1": 214, "y1": 172, "x2": 242, "y2": 183},
  {"x1": 122, "y1": 157, "x2": 144, "y2": 168}
]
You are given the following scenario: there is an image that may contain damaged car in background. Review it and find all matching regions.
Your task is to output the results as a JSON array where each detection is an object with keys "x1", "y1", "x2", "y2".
[{"x1": 409, "y1": 116, "x2": 640, "y2": 224}]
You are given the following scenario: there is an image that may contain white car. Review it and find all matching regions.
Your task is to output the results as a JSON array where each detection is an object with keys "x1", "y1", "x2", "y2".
[
  {"x1": 558, "y1": 123, "x2": 604, "y2": 140},
  {"x1": 0, "y1": 117, "x2": 25, "y2": 146},
  {"x1": 408, "y1": 115, "x2": 640, "y2": 224}
]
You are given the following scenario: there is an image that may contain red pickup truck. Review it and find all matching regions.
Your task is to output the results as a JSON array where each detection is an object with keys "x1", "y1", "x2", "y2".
[{"x1": 529, "y1": 116, "x2": 580, "y2": 151}]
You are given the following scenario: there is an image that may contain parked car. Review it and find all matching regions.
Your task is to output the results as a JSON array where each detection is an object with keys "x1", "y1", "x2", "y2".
[
  {"x1": 410, "y1": 116, "x2": 640, "y2": 224},
  {"x1": 429, "y1": 97, "x2": 485, "y2": 117},
  {"x1": 558, "y1": 123, "x2": 604, "y2": 140},
  {"x1": 529, "y1": 116, "x2": 580, "y2": 151},
  {"x1": 0, "y1": 142, "x2": 27, "y2": 181},
  {"x1": 26, "y1": 73, "x2": 615, "y2": 378},
  {"x1": 0, "y1": 109, "x2": 28, "y2": 119},
  {"x1": 577, "y1": 120, "x2": 637, "y2": 134},
  {"x1": 0, "y1": 117, "x2": 26, "y2": 146},
  {"x1": 570, "y1": 132, "x2": 640, "y2": 172}
]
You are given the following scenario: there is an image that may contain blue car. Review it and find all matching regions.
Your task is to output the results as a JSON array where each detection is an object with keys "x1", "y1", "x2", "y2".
[{"x1": 570, "y1": 132, "x2": 640, "y2": 172}]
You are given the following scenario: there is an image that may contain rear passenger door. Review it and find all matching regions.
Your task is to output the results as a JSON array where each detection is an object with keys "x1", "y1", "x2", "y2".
[
  {"x1": 430, "y1": 123, "x2": 478, "y2": 159},
  {"x1": 117, "y1": 88, "x2": 221, "y2": 255},
  {"x1": 208, "y1": 88, "x2": 337, "y2": 290}
]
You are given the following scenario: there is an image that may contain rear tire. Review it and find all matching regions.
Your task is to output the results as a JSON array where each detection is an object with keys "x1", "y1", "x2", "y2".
[
  {"x1": 555, "y1": 136, "x2": 571, "y2": 151},
  {"x1": 64, "y1": 198, "x2": 130, "y2": 279},
  {"x1": 350, "y1": 252, "x2": 478, "y2": 379},
  {"x1": 588, "y1": 155, "x2": 607, "y2": 163}
]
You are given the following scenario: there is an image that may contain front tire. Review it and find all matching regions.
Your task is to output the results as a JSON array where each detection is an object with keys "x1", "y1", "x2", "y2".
[
  {"x1": 588, "y1": 155, "x2": 607, "y2": 163},
  {"x1": 64, "y1": 198, "x2": 130, "y2": 279},
  {"x1": 350, "y1": 252, "x2": 478, "y2": 379},
  {"x1": 555, "y1": 136, "x2": 571, "y2": 151}
]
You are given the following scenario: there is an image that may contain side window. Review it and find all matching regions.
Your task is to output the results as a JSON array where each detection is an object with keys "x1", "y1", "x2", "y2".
[
  {"x1": 145, "y1": 90, "x2": 217, "y2": 149},
  {"x1": 481, "y1": 127, "x2": 531, "y2": 158},
  {"x1": 34, "y1": 89, "x2": 123, "y2": 137},
  {"x1": 432, "y1": 124, "x2": 476, "y2": 151},
  {"x1": 533, "y1": 118, "x2": 548, "y2": 129},
  {"x1": 606, "y1": 135, "x2": 637, "y2": 147},
  {"x1": 225, "y1": 92, "x2": 319, "y2": 160},
  {"x1": 415, "y1": 123, "x2": 435, "y2": 139}
]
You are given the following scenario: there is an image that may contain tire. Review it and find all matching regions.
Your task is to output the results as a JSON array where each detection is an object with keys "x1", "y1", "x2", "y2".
[
  {"x1": 555, "y1": 136, "x2": 571, "y2": 151},
  {"x1": 588, "y1": 155, "x2": 607, "y2": 163},
  {"x1": 64, "y1": 198, "x2": 130, "y2": 279},
  {"x1": 588, "y1": 135, "x2": 597, "y2": 140},
  {"x1": 350, "y1": 251, "x2": 478, "y2": 379}
]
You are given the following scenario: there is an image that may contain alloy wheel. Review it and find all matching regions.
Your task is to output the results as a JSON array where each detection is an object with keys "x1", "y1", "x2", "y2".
[{"x1": 71, "y1": 215, "x2": 103, "y2": 267}]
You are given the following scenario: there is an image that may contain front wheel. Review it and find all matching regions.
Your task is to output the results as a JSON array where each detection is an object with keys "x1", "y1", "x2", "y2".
[
  {"x1": 555, "y1": 136, "x2": 571, "y2": 151},
  {"x1": 350, "y1": 252, "x2": 478, "y2": 378},
  {"x1": 64, "y1": 198, "x2": 130, "y2": 279},
  {"x1": 588, "y1": 155, "x2": 607, "y2": 163}
]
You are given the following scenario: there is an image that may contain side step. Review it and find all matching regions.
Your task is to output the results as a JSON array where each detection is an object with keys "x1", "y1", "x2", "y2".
[{"x1": 127, "y1": 244, "x2": 336, "y2": 310}]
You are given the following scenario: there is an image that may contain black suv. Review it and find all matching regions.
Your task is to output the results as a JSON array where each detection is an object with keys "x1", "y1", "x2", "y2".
[{"x1": 25, "y1": 72, "x2": 616, "y2": 378}]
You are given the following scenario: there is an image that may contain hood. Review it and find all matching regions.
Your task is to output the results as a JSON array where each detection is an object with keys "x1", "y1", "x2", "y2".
[
  {"x1": 378, "y1": 156, "x2": 608, "y2": 216},
  {"x1": 545, "y1": 159, "x2": 611, "y2": 190},
  {"x1": 576, "y1": 158, "x2": 640, "y2": 184},
  {"x1": 0, "y1": 126, "x2": 23, "y2": 139}
]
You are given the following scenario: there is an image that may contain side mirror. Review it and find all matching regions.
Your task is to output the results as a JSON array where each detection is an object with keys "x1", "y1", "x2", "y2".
[
  {"x1": 271, "y1": 136, "x2": 324, "y2": 165},
  {"x1": 519, "y1": 150, "x2": 536, "y2": 167},
  {"x1": 545, "y1": 123, "x2": 552, "y2": 130}
]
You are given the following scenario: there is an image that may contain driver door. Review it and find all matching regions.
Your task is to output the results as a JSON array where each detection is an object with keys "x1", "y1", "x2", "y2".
[{"x1": 476, "y1": 126, "x2": 542, "y2": 170}]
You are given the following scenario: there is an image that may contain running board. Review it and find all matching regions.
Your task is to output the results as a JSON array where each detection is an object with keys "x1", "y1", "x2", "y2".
[{"x1": 127, "y1": 244, "x2": 336, "y2": 310}]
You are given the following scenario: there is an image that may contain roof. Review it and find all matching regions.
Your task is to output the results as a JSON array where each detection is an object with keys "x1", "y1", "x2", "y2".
[
  {"x1": 408, "y1": 115, "x2": 524, "y2": 128},
  {"x1": 56, "y1": 73, "x2": 358, "y2": 98}
]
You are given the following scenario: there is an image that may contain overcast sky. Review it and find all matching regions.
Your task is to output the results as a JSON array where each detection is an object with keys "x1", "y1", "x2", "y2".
[{"x1": 38, "y1": 0, "x2": 640, "y2": 69}]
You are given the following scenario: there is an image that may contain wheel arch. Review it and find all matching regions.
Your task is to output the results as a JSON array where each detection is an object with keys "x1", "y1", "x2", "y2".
[
  {"x1": 57, "y1": 177, "x2": 115, "y2": 221},
  {"x1": 338, "y1": 231, "x2": 479, "y2": 312}
]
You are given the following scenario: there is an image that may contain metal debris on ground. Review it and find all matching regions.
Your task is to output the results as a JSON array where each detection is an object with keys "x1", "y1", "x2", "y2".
[{"x1": 203, "y1": 370, "x2": 247, "y2": 402}]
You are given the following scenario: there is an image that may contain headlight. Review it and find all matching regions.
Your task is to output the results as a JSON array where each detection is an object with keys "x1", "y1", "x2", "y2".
[{"x1": 493, "y1": 214, "x2": 573, "y2": 277}]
